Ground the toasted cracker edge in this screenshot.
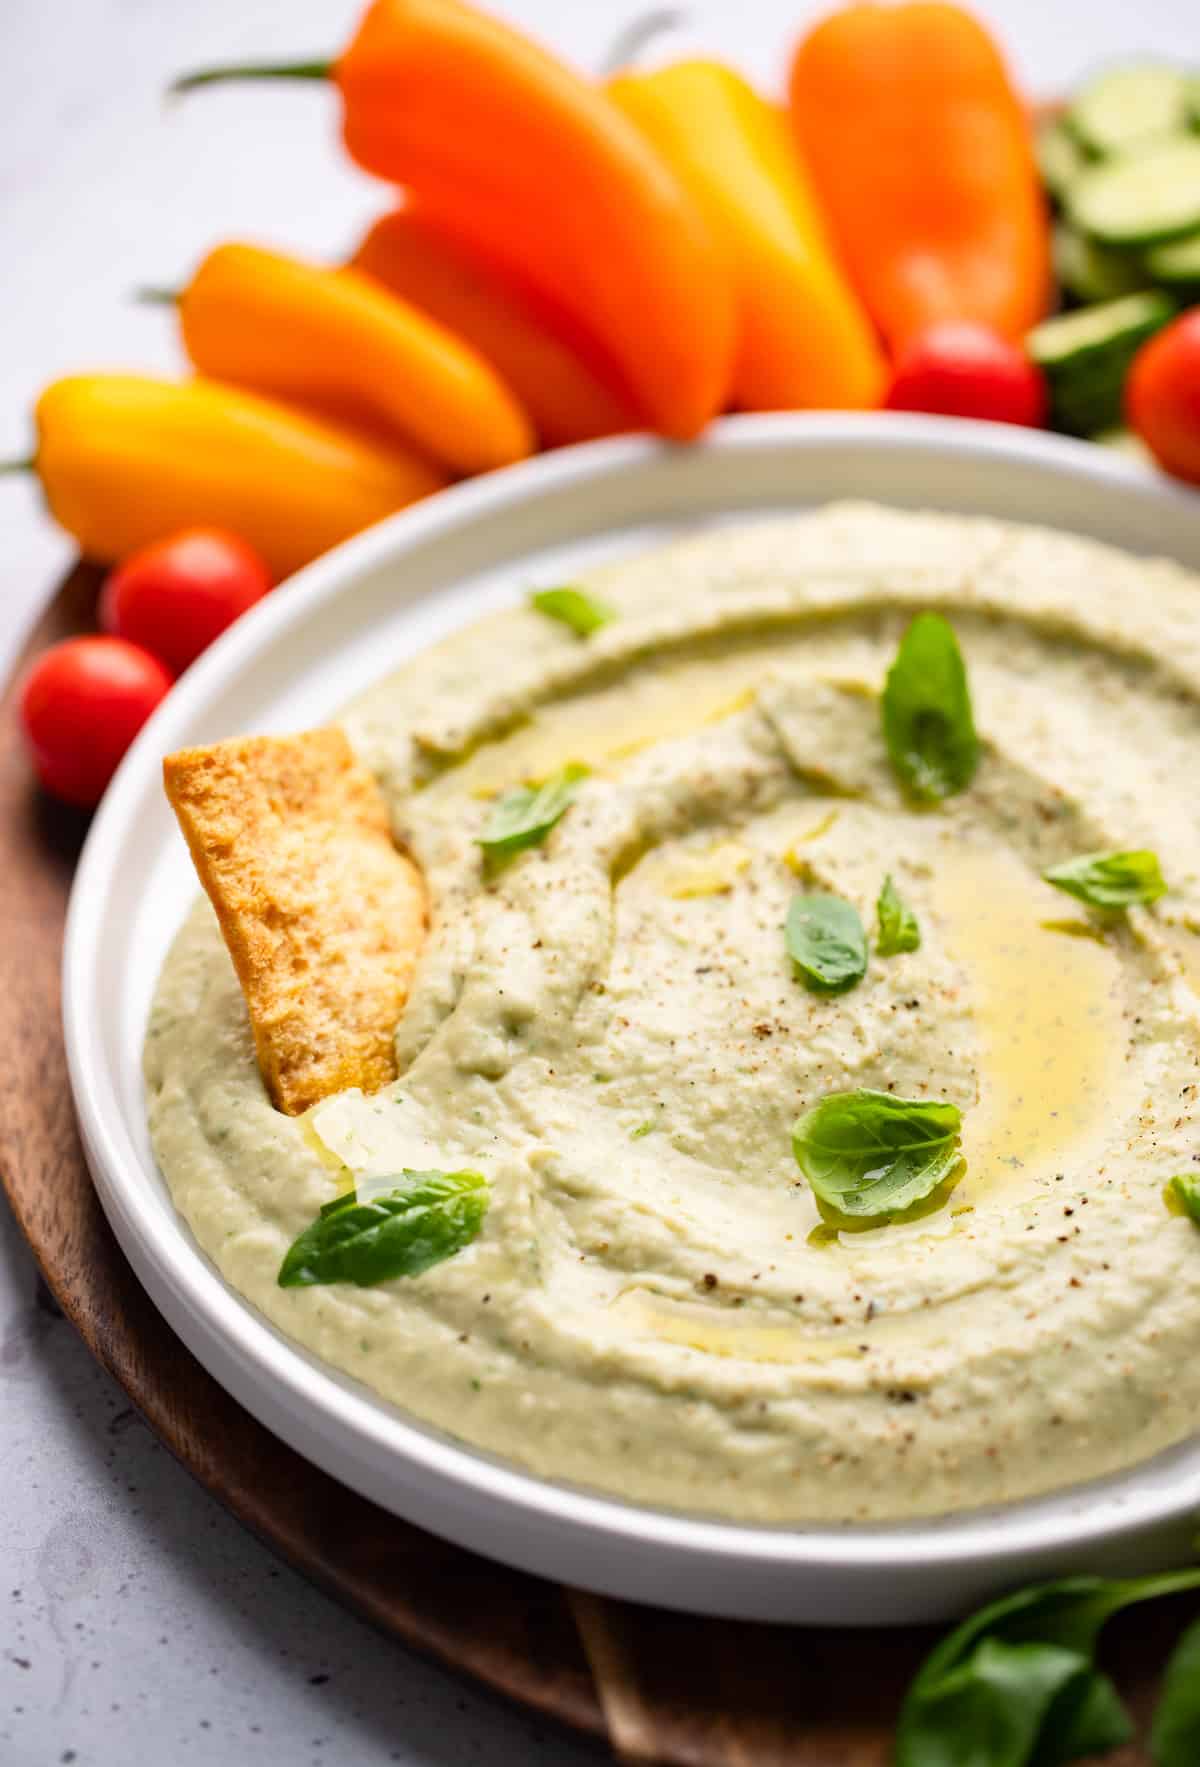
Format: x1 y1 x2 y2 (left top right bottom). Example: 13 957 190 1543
163 727 427 1115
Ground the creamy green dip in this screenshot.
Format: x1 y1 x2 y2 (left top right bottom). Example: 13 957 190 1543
145 503 1200 1523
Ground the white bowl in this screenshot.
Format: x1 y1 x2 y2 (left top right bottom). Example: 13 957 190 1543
63 413 1200 1624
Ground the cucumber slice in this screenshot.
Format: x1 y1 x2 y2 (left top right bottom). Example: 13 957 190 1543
1051 375 1137 441
1091 427 1154 466
1028 291 1175 367
1037 117 1088 205
1053 224 1148 303
1027 291 1175 436
1068 138 1200 246
1144 228 1200 287
1068 65 1192 157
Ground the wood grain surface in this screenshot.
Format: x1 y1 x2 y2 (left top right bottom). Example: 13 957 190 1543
0 567 1182 1766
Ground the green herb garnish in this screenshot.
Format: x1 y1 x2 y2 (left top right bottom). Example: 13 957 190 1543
529 586 614 637
785 892 868 993
1153 1614 1200 1766
792 1089 962 1222
875 874 921 955
882 613 979 803
1166 1173 1200 1225
479 763 588 861
896 1568 1200 1767
278 1170 488 1288
631 1121 656 1139
1042 848 1166 910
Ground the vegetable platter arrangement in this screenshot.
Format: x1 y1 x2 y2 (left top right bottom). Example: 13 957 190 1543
11 8 1200 1761
7 0 1200 808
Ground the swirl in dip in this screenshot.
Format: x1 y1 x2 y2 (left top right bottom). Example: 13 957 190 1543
146 503 1200 1523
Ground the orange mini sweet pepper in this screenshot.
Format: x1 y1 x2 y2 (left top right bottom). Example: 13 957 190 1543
161 242 534 476
607 60 886 412
789 3 1050 352
24 376 446 579
174 0 737 441
349 208 637 449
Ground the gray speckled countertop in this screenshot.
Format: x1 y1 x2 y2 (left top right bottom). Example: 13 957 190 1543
4 2 1197 1761
0 1205 602 1767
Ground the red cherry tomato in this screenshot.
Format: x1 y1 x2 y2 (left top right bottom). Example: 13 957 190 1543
886 321 1048 427
99 527 272 676
19 636 172 809
1127 308 1200 486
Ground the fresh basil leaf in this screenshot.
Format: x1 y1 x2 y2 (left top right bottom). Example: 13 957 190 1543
1042 849 1166 910
914 1572 1200 1686
791 1088 962 1220
529 586 614 637
785 892 868 993
876 873 921 955
278 1169 488 1288
479 763 588 860
896 1636 1098 1767
1036 1660 1133 1765
897 1569 1200 1767
1151 1615 1200 1766
882 612 979 803
1167 1173 1200 1225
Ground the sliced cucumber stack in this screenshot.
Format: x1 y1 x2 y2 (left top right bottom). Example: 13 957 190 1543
1053 224 1150 304
1032 58 1198 443
1067 64 1193 157
1143 230 1200 290
1068 139 1200 248
1037 117 1088 207
1027 292 1176 436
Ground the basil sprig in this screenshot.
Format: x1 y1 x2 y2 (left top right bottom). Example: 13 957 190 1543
785 892 868 994
882 613 979 803
791 1088 962 1222
1042 848 1166 910
876 873 921 955
278 1170 488 1289
529 585 614 637
1153 1614 1200 1766
897 1569 1200 1767
479 763 588 860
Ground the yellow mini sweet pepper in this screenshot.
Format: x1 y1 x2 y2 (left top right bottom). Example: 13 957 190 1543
28 375 447 579
606 60 886 411
163 242 535 476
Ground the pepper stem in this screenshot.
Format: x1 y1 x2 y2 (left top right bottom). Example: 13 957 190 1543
170 59 332 96
598 8 688 76
135 286 182 306
0 456 35 475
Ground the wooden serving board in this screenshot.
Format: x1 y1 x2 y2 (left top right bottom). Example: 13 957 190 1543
0 567 1178 1766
